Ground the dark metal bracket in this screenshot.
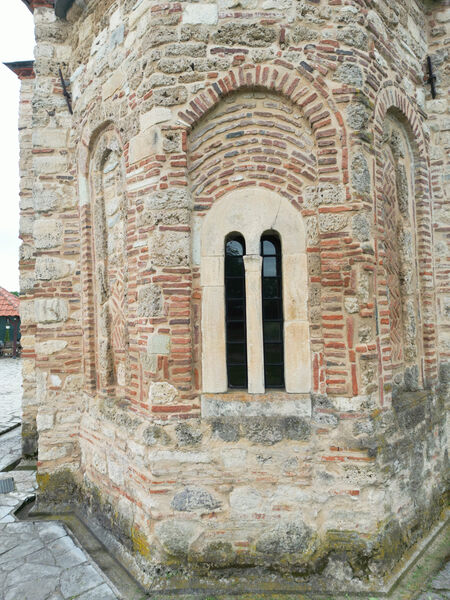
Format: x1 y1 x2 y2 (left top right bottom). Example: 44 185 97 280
426 56 437 99
59 67 73 115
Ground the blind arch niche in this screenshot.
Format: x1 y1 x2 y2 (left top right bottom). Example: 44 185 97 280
201 187 310 394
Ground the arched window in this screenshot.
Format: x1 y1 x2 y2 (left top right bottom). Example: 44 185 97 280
225 235 247 388
201 188 310 395
261 234 284 388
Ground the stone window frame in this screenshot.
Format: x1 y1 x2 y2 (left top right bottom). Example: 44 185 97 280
201 187 311 395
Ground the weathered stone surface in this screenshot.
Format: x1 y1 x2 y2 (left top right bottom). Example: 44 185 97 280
33 219 63 249
148 381 177 405
138 284 164 318
171 486 221 512
34 299 68 324
154 519 203 556
256 521 313 557
175 422 203 446
35 256 75 280
351 154 371 194
336 63 364 88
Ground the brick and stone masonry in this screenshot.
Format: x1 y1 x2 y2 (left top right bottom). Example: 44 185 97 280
11 0 449 592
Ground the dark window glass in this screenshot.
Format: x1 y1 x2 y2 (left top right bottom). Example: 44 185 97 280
225 235 247 388
261 234 284 388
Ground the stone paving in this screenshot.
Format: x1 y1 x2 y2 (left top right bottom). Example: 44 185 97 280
0 358 22 434
0 426 21 471
416 562 450 600
0 521 120 600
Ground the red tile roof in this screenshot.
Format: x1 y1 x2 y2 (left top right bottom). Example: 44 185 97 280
0 287 20 317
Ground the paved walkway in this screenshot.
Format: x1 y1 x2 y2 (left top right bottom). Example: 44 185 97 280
0 521 120 600
0 358 22 434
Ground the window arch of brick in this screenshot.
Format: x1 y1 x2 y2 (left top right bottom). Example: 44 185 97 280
201 187 310 394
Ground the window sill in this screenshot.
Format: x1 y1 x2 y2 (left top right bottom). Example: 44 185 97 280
201 391 311 419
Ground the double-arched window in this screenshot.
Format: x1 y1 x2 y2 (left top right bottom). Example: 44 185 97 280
201 188 310 395
225 233 285 389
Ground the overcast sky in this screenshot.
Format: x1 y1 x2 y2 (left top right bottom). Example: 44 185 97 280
0 2 35 292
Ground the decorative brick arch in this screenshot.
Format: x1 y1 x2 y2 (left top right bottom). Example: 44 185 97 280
178 64 346 166
372 85 438 391
182 71 358 398
78 120 130 396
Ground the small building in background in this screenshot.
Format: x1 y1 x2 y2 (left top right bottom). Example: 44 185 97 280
0 287 20 357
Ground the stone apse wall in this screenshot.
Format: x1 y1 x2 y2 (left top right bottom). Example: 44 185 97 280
19 0 448 591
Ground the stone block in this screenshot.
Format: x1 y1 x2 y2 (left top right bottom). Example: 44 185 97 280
155 519 203 557
183 4 218 25
33 219 63 249
149 381 177 405
33 155 68 175
32 128 68 148
102 69 126 101
351 154 371 194
171 486 221 512
35 256 75 280
140 107 172 132
138 285 164 318
34 299 69 324
147 334 170 356
128 130 162 164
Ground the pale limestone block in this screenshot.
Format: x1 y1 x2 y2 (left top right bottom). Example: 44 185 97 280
147 450 211 464
20 335 35 350
34 298 69 324
33 155 68 175
344 297 359 314
244 255 264 394
20 274 35 294
128 0 150 29
202 396 311 418
283 254 308 322
102 69 126 101
36 413 54 432
35 256 75 280
147 334 170 355
149 382 178 405
107 456 125 486
78 176 89 207
33 219 63 249
50 374 62 387
202 285 227 393
183 3 218 25
93 451 107 475
284 321 311 393
128 131 162 164
20 300 35 325
200 256 223 287
19 215 33 236
22 358 35 382
140 107 172 132
221 448 247 468
32 128 68 148
35 340 68 355
230 487 264 513
90 28 108 56
39 445 69 461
